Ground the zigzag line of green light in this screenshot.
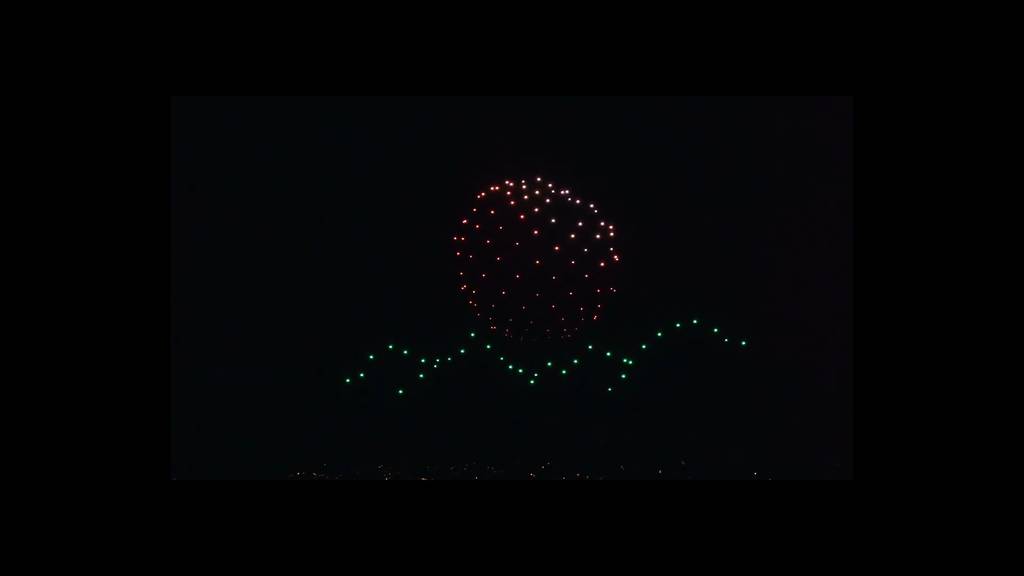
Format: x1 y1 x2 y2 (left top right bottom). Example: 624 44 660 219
342 318 748 396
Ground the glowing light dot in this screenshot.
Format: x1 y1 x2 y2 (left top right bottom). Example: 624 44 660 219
641 344 647 349
550 218 556 224
508 364 514 370
675 322 682 328
529 380 535 385
620 373 627 379
460 349 466 354
606 351 612 357
693 319 699 324
599 261 606 267
485 344 491 349
420 358 426 363
608 387 613 392
344 378 351 383
418 373 424 379
741 341 747 346
546 361 553 367
402 350 408 355
657 332 663 337
578 221 583 227
724 338 729 342
368 354 375 360
358 372 365 378
461 219 468 224
469 332 476 338
517 368 523 374
398 389 405 395
713 328 719 333
572 359 579 365
387 344 394 350
595 234 601 240
587 345 593 350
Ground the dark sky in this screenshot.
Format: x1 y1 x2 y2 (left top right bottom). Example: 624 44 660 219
170 96 852 479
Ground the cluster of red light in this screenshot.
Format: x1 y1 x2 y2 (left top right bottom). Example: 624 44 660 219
455 177 620 341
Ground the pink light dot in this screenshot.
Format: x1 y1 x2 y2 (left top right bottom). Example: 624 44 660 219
553 246 560 251
599 261 606 267
520 214 525 220
534 207 540 213
533 229 539 235
462 219 468 224
578 221 583 227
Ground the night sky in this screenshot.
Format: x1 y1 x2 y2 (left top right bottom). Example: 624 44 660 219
170 96 852 479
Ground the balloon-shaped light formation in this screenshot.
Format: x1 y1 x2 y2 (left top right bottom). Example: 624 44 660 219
456 176 622 341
